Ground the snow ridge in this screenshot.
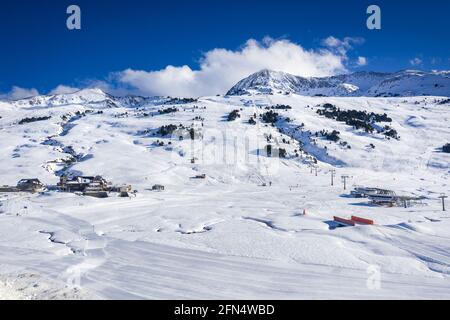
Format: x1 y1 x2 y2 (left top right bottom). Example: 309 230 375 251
227 69 450 97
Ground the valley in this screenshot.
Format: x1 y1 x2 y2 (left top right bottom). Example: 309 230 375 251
0 74 449 299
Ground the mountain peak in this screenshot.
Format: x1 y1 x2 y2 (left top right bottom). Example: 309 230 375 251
226 69 306 96
72 87 107 96
10 87 110 108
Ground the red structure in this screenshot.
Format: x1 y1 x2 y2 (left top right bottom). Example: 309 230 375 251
351 216 374 225
333 216 356 226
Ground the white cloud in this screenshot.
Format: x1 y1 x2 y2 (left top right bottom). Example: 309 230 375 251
1 37 366 99
0 86 39 101
357 56 367 66
110 37 352 97
410 57 423 66
49 85 80 95
322 36 342 48
322 36 365 57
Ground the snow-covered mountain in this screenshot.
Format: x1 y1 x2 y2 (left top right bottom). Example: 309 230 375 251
227 69 450 97
8 88 167 109
1 85 450 299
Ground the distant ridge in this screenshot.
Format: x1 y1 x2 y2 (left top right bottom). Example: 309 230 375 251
226 69 450 97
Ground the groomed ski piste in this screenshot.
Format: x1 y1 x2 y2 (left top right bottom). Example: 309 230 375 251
0 87 449 299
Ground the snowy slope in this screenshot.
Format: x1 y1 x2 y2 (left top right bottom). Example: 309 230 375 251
227 69 450 97
0 89 450 299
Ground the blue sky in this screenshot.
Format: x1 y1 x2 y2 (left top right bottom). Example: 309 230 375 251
1 0 449 97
